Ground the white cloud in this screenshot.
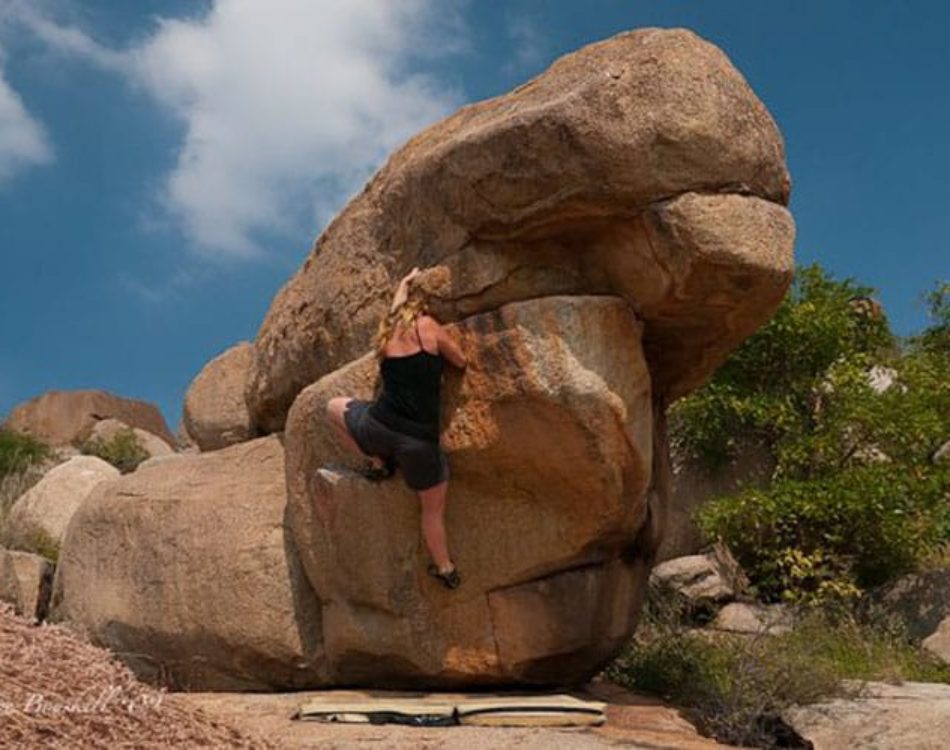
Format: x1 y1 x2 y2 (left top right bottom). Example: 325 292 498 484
504 12 548 75
10 0 463 260
0 47 53 183
9 3 126 73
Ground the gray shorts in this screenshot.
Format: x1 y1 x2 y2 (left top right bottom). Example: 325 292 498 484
343 399 449 491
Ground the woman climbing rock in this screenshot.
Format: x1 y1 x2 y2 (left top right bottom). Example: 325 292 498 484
325 267 468 589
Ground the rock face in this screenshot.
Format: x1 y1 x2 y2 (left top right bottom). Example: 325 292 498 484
246 27 794 434
924 619 950 664
49 436 325 690
659 437 775 561
871 568 950 664
4 389 175 447
0 548 54 621
783 681 950 750
286 296 656 686
85 418 175 459
4 455 119 548
182 342 255 451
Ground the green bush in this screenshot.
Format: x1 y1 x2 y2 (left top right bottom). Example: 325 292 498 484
913 280 950 355
697 464 950 601
672 265 950 601
0 427 50 479
0 519 60 563
605 607 950 748
671 264 894 471
78 428 149 473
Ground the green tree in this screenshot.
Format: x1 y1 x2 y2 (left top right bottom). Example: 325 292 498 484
673 265 950 601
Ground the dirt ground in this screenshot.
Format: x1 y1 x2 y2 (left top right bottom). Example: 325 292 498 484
2 600 731 749
177 680 735 749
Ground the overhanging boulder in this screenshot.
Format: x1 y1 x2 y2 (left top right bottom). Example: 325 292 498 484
246 27 794 433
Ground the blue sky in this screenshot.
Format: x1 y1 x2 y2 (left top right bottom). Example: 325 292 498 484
1 0 947 432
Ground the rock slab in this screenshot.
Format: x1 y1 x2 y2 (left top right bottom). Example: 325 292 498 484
783 681 950 750
49 436 325 690
650 546 747 612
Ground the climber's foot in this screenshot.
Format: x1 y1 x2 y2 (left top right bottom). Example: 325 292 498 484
360 456 396 482
427 563 461 590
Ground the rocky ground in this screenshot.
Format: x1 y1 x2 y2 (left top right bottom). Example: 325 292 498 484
175 680 734 749
1 601 730 749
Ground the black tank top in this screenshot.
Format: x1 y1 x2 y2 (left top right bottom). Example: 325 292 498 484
369 320 444 442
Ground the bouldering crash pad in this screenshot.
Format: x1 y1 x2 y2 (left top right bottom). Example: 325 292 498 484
295 691 606 728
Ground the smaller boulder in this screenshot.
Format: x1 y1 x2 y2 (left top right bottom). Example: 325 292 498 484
650 545 747 614
4 455 119 549
49 436 325 691
84 418 174 460
933 439 950 465
182 342 254 451
3 389 175 446
710 602 794 636
923 619 950 664
0 548 54 621
870 567 950 662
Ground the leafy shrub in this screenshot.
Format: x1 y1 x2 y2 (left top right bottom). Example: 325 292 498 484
913 280 950 355
698 465 950 600
605 605 950 748
672 265 950 601
0 519 60 563
0 427 50 479
78 428 148 473
0 462 48 536
671 264 894 471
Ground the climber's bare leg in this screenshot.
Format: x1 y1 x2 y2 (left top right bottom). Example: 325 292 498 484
325 397 384 469
418 480 454 572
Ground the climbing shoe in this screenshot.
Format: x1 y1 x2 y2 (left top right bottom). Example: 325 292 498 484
360 456 397 482
427 564 461 590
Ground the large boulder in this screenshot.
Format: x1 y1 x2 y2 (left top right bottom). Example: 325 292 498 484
182 342 255 451
246 27 794 433
783 681 950 750
4 455 119 549
4 389 175 447
48 436 325 690
285 296 658 686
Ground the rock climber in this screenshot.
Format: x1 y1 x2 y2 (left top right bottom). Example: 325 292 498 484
325 267 468 589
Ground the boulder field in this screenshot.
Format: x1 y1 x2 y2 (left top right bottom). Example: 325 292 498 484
49 28 794 689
